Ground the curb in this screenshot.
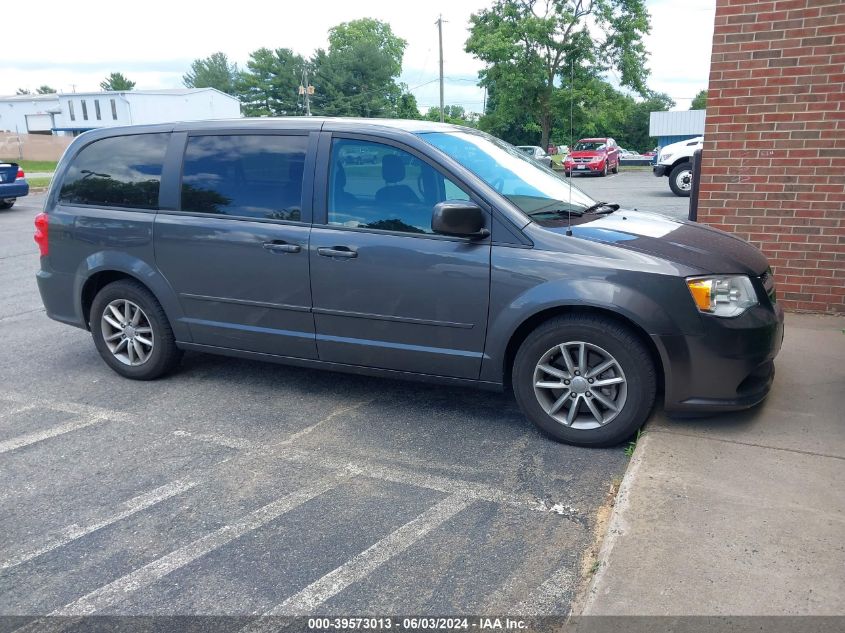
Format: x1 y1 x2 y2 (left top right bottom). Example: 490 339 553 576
576 431 651 615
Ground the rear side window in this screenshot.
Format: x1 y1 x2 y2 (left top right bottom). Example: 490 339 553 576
180 134 307 221
59 133 170 209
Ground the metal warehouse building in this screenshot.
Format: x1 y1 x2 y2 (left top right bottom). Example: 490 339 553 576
649 109 706 148
0 88 241 136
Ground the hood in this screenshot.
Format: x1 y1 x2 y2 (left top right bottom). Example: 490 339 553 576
537 210 769 276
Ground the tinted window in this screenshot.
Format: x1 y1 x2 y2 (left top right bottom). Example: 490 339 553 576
181 135 307 221
329 138 469 235
59 133 170 209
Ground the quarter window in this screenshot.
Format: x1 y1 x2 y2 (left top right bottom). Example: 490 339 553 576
328 138 469 235
58 133 170 209
181 134 307 221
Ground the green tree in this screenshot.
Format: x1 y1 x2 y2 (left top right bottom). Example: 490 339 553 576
237 47 307 116
425 105 479 127
466 0 651 148
36 85 56 94
183 52 239 95
311 18 410 118
690 89 707 110
15 88 30 95
100 72 136 91
395 91 422 119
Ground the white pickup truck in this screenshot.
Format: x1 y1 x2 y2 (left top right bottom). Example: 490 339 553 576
652 136 703 197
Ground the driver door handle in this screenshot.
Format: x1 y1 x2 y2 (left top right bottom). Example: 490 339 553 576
317 246 358 259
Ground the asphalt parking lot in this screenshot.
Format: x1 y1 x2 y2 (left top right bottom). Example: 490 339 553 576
0 192 636 622
569 167 691 221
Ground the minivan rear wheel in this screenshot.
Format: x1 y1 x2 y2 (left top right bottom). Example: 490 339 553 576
512 315 656 447
90 280 182 380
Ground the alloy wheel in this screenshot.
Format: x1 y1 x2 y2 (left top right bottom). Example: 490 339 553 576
532 341 628 430
100 299 154 366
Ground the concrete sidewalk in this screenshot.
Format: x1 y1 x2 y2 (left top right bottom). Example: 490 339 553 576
581 313 845 616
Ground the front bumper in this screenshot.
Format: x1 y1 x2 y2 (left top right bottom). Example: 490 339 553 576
654 301 785 413
566 162 604 173
0 180 29 200
653 165 669 177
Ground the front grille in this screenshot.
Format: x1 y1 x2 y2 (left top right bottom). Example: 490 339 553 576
573 158 593 164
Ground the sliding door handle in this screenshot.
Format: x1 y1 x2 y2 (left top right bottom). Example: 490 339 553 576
263 241 301 254
317 246 358 259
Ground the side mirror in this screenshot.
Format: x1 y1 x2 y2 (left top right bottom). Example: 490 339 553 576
432 201 490 239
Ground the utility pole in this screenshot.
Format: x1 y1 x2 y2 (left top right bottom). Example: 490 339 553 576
436 15 445 123
298 68 314 116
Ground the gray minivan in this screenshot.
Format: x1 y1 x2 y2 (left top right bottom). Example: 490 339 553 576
34 118 784 447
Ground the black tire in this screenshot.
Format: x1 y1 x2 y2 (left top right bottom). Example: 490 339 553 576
564 171 572 178
600 161 608 177
611 160 619 174
512 315 656 447
0 200 14 210
90 279 182 380
668 161 693 197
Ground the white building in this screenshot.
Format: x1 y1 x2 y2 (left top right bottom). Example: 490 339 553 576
0 88 241 136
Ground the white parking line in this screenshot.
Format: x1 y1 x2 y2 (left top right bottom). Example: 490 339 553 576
171 428 584 521
0 478 199 571
262 494 472 617
0 415 109 454
52 469 355 616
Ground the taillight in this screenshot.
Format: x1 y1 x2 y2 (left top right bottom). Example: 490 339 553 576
17 168 24 179
34 212 49 256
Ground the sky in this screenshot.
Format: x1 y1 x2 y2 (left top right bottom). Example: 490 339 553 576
1 0 715 111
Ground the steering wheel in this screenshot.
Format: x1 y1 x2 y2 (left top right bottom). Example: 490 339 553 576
490 177 504 193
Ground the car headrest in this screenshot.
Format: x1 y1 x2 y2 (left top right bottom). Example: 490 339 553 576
382 154 405 184
334 163 346 188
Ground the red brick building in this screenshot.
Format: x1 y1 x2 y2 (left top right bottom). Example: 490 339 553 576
698 0 844 314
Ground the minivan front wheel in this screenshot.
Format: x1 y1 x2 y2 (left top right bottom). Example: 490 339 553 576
512 315 656 447
90 280 181 380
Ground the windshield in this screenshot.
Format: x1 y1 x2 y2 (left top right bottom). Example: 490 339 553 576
420 131 595 216
574 141 607 151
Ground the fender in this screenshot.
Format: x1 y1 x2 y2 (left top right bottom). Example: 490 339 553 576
479 276 700 384
73 250 192 343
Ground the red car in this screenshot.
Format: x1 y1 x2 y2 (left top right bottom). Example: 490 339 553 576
563 137 620 177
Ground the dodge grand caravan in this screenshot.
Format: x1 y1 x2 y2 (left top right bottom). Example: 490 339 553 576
34 118 784 447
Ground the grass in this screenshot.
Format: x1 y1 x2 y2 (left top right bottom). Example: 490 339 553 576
27 177 52 188
624 429 643 457
0 159 58 172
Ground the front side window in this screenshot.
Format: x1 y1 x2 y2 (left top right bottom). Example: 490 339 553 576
181 134 307 221
421 131 594 218
328 138 469 235
58 133 170 209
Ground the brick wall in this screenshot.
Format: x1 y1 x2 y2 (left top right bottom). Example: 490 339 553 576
699 0 845 314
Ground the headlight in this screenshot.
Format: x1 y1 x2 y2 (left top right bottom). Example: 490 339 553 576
686 275 758 317
660 152 673 162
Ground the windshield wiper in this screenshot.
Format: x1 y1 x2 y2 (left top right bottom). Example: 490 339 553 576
581 201 620 214
528 208 585 218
